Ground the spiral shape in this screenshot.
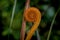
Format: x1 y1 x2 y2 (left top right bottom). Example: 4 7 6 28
24 7 41 40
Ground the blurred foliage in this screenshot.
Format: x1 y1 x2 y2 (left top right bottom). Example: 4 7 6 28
0 0 60 40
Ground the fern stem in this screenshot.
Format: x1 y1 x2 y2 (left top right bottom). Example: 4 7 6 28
20 0 30 40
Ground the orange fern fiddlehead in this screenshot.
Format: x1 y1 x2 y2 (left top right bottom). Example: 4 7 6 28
24 7 41 40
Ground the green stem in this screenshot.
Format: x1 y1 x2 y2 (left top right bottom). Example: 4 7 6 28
8 0 17 40
36 29 41 40
47 8 60 40
9 0 17 28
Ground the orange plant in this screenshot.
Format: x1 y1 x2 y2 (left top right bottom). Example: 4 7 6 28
24 7 41 40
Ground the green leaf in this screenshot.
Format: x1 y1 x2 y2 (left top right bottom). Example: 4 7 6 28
57 30 60 35
0 0 9 8
46 7 55 18
2 29 10 36
38 5 49 11
2 11 8 17
53 36 59 40
12 12 22 29
12 30 20 40
30 0 39 6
